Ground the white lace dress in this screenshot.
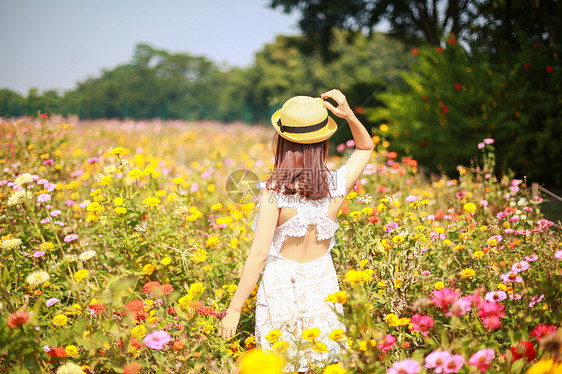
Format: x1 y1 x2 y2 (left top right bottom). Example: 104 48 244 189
251 165 349 372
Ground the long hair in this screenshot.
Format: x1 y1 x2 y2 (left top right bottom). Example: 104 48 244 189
265 132 333 200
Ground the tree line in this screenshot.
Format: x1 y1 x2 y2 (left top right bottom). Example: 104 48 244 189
1 0 560 186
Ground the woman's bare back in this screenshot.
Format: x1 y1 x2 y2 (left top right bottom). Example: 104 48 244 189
275 194 345 263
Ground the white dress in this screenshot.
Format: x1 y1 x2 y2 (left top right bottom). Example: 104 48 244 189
251 164 349 372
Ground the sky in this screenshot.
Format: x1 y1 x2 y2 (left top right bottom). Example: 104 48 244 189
0 0 300 95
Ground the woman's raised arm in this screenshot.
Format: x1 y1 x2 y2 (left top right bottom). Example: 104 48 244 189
321 89 374 195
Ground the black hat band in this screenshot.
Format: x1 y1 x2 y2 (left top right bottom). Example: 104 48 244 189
277 117 329 134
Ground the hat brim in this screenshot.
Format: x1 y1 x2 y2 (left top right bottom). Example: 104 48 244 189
270 109 338 144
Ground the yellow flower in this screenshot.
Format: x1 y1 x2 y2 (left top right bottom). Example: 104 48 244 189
53 314 68 326
231 237 239 249
454 244 464 251
188 282 205 295
394 279 402 288
323 363 347 374
161 257 172 265
380 124 389 132
473 250 484 259
142 197 160 207
434 281 445 290
238 349 285 374
346 191 357 200
325 290 347 304
172 177 185 185
463 202 477 214
244 336 256 348
99 175 112 186
396 317 410 326
206 235 219 247
40 241 55 251
193 248 207 263
65 345 79 358
73 269 89 282
211 203 222 210
359 259 368 267
142 263 156 275
131 325 147 340
114 207 127 215
460 268 476 279
497 284 507 291
109 147 127 156
86 202 104 213
114 197 124 205
302 328 320 341
312 341 328 353
526 359 561 374
344 269 362 286
392 235 405 243
349 210 362 218
385 313 399 326
265 329 283 344
329 329 345 341
178 295 192 310
66 303 82 315
272 340 289 353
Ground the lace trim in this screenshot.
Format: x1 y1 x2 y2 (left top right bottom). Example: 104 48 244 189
251 165 348 231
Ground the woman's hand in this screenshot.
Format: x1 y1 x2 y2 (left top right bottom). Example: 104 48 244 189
218 308 241 339
321 89 355 120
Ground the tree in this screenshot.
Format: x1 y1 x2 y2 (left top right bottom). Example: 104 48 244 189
269 0 479 49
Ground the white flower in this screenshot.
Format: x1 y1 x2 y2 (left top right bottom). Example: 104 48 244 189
26 271 50 286
1 238 23 250
14 173 34 186
56 362 84 374
7 190 33 206
78 250 96 261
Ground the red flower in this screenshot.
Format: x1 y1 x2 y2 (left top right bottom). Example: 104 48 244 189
355 106 364 114
124 299 147 321
143 281 161 294
523 63 530 70
422 95 429 102
173 340 184 350
442 106 449 114
546 66 553 73
88 303 106 315
437 47 443 54
40 113 48 119
168 307 177 315
123 361 142 374
511 341 536 362
448 37 457 45
367 215 379 224
7 309 30 328
412 48 419 56
454 83 462 91
48 346 67 363
387 151 397 159
160 284 174 295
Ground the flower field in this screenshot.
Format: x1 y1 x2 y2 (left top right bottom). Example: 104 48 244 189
1 116 561 374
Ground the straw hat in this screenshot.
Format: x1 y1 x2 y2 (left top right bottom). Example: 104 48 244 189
271 96 337 144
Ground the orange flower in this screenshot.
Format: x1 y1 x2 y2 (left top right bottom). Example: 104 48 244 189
173 340 184 350
7 309 29 328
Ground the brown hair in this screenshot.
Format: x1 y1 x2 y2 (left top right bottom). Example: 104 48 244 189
265 132 333 200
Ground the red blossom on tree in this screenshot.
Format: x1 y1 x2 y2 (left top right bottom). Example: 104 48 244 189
442 106 449 114
437 47 443 54
546 66 553 73
454 83 462 91
412 48 419 56
448 37 457 45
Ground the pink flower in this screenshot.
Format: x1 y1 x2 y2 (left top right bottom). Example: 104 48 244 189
87 157 99 164
463 293 481 308
64 234 78 243
478 142 485 149
66 200 76 207
432 288 460 310
143 330 171 350
525 254 538 262
485 291 507 302
336 143 345 153
530 325 557 341
37 194 51 203
190 183 199 193
50 210 61 217
554 250 562 260
380 334 396 352
479 200 488 207
43 159 54 166
478 300 505 329
468 348 495 372
388 359 420 374
384 222 399 232
446 298 472 317
444 354 465 373
509 293 522 300
529 294 544 307
483 138 494 144
33 251 46 258
46 298 59 307
410 314 434 336
421 270 431 277
425 350 451 373
500 272 523 283
40 217 51 224
511 261 529 273
346 139 355 148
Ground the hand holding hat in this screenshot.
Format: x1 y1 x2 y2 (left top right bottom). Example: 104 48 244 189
320 89 355 121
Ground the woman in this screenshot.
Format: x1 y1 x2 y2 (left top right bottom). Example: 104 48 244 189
218 89 374 371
